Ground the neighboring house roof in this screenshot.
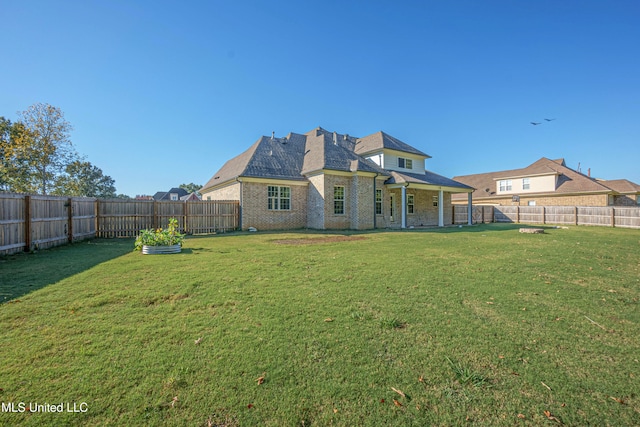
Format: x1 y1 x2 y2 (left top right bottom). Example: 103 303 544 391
355 131 430 157
597 179 640 194
180 192 201 201
202 127 468 194
452 157 625 201
153 188 189 201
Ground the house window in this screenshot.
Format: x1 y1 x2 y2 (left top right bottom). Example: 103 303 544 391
334 186 345 214
499 180 512 192
375 189 382 215
170 193 178 201
407 194 414 214
432 195 438 207
398 157 413 169
268 186 291 210
522 178 530 190
528 200 536 206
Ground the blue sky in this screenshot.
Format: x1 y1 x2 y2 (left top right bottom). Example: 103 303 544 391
1 0 639 196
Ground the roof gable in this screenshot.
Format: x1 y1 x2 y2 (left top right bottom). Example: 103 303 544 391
355 131 430 158
301 128 387 175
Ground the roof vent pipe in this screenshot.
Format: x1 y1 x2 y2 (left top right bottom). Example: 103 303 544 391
271 131 275 140
333 132 337 145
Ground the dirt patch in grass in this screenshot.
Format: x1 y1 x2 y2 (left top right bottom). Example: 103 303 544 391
271 235 367 245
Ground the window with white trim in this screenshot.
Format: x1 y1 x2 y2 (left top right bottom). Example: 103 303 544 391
432 195 438 207
499 179 512 192
334 186 345 214
375 189 383 215
522 178 530 190
268 186 291 210
528 200 536 206
407 194 414 214
398 157 413 169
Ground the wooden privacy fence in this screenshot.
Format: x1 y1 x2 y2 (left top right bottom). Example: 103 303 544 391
97 199 239 238
453 205 640 229
0 193 239 255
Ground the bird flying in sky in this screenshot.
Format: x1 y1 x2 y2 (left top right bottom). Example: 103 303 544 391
531 122 541 125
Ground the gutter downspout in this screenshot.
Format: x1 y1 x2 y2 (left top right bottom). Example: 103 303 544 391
438 188 444 227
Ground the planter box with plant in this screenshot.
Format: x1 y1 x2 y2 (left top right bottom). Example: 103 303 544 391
134 218 184 254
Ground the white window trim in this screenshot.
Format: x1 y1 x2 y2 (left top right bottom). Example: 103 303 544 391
268 186 291 211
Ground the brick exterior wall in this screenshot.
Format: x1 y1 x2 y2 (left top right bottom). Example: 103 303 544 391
464 194 612 207
385 189 453 228
202 182 241 201
204 176 460 231
323 174 352 229
306 174 325 229
241 181 308 231
613 195 639 206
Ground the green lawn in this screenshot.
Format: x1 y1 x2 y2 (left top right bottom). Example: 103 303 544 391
0 224 638 426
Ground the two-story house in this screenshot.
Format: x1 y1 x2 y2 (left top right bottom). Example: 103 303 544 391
200 127 473 230
451 157 640 206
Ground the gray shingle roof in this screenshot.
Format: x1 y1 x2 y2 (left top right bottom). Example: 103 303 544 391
301 128 387 175
202 127 463 193
355 131 430 158
386 171 473 190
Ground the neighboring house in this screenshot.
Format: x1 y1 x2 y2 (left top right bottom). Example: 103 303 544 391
200 127 473 230
451 157 640 206
180 192 201 201
153 188 189 201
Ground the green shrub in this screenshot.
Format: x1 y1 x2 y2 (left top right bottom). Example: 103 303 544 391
134 218 184 250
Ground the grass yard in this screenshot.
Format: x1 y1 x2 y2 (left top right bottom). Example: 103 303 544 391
0 224 638 426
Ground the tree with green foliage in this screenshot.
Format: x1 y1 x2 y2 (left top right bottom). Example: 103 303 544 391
0 117 36 192
52 160 116 198
17 103 77 194
180 182 202 196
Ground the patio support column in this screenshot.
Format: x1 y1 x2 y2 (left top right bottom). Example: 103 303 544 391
401 185 407 229
438 189 444 227
467 192 473 225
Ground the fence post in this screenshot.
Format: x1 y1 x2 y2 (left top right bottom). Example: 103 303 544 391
183 201 188 234
574 206 578 225
516 206 520 223
95 199 100 238
24 195 32 252
611 207 615 228
67 197 73 243
153 201 158 230
542 207 546 225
